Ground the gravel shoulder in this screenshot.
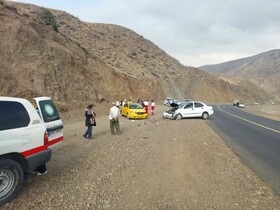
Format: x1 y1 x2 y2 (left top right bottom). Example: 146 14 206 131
243 105 280 121
3 105 280 209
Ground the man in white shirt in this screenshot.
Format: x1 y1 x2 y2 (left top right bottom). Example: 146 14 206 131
109 102 121 135
116 99 120 108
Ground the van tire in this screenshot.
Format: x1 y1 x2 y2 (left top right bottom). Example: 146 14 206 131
0 159 24 206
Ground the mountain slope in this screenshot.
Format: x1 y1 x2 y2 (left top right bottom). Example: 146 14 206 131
0 1 274 113
199 49 280 97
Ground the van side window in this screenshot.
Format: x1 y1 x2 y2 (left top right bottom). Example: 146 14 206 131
38 100 60 122
0 101 30 131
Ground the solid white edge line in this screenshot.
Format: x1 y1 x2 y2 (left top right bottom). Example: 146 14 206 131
217 106 280 134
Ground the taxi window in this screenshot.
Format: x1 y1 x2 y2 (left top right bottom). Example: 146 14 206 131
0 101 30 131
129 104 142 109
38 100 60 122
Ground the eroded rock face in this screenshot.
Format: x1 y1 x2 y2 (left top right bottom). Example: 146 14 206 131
0 1 274 114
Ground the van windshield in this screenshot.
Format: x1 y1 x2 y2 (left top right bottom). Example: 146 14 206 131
38 100 60 122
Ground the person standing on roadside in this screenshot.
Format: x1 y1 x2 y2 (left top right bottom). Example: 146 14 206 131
109 102 121 135
116 99 120 108
151 100 155 115
144 100 149 115
83 104 95 139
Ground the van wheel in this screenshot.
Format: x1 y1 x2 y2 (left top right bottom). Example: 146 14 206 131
202 112 209 120
0 159 24 206
176 114 182 120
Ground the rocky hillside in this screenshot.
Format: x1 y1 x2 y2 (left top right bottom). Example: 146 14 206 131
199 49 280 98
0 1 274 113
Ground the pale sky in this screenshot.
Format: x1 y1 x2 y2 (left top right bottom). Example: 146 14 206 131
11 0 280 67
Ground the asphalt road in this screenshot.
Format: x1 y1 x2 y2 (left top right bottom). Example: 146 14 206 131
208 105 280 194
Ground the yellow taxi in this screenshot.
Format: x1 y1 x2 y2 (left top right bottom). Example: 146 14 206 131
122 103 148 119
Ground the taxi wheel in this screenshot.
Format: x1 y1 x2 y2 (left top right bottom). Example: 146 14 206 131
126 113 130 119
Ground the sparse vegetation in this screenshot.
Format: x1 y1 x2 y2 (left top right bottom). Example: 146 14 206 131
110 42 117 48
151 71 160 78
141 48 147 53
37 8 59 32
4 4 18 13
23 12 29 17
97 31 105 37
131 52 137 57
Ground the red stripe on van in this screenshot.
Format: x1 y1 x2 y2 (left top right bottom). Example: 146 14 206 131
21 146 48 157
48 136 64 146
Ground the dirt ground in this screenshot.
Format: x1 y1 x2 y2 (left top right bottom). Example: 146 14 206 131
244 104 280 121
3 105 280 210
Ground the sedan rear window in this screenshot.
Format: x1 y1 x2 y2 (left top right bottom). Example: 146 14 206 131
194 103 204 108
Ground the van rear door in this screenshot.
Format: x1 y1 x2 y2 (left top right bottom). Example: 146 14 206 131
34 97 64 148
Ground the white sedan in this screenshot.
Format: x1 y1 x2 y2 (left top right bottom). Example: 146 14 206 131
163 101 214 120
237 102 245 108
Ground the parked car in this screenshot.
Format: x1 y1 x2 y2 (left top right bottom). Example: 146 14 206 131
173 99 181 105
183 99 192 103
164 98 174 106
237 102 245 108
122 103 148 119
163 101 214 120
0 96 63 206
233 99 240 106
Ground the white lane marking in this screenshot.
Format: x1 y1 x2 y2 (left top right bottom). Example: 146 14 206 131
217 106 280 134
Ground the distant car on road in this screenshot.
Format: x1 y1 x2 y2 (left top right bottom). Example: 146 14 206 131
163 101 214 120
233 99 240 106
183 99 192 103
237 102 245 108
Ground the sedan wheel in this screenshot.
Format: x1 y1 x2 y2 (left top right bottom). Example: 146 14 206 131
202 112 209 120
176 114 182 120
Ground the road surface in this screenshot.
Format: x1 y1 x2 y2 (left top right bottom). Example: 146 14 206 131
208 105 280 194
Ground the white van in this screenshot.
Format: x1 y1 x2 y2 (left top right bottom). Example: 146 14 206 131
0 96 63 206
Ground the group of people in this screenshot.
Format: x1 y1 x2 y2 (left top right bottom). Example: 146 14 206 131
83 99 156 139
141 99 156 116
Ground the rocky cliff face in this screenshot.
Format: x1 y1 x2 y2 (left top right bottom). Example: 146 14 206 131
0 1 273 113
